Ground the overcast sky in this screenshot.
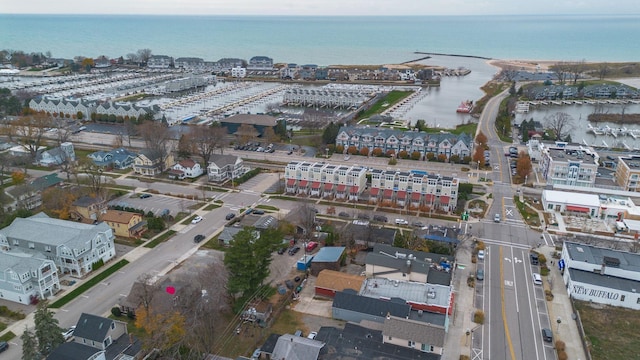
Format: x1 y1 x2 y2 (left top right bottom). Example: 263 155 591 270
2 0 638 16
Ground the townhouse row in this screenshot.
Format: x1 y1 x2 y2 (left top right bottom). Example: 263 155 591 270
284 161 459 212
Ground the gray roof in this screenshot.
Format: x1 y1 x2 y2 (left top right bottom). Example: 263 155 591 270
382 316 446 347
218 226 243 243
73 313 115 343
0 252 53 278
565 242 640 273
210 154 239 168
338 126 473 146
568 268 640 293
312 247 346 263
271 333 325 360
0 212 111 248
333 290 410 318
222 114 277 126
47 341 103 360
253 216 278 230
315 323 441 360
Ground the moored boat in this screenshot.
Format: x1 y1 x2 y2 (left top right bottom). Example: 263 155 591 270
456 100 473 113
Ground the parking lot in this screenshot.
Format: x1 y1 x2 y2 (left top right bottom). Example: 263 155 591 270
108 193 200 217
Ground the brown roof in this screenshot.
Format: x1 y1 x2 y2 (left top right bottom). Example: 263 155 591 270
315 270 365 292
179 158 197 168
222 114 277 126
100 210 141 224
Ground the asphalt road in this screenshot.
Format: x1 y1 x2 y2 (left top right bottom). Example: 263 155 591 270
472 90 557 360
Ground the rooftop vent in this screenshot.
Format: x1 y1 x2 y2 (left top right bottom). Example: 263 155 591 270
603 256 620 267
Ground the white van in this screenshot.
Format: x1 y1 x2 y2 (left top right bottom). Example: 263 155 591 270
532 273 542 285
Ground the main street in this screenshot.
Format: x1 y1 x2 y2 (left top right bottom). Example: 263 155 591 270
471 90 557 360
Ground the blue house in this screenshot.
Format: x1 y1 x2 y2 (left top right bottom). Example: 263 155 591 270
310 246 346 276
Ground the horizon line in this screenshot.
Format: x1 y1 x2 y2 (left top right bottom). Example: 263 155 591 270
1 12 639 17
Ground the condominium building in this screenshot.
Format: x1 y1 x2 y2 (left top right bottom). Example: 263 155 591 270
0 252 60 305
284 161 367 201
335 126 473 161
370 170 458 212
540 142 599 187
0 213 116 278
614 154 640 192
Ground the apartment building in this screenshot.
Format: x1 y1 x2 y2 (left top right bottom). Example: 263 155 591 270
0 252 60 305
614 154 640 192
540 142 599 187
284 161 367 201
335 127 473 161
248 56 274 70
0 213 115 278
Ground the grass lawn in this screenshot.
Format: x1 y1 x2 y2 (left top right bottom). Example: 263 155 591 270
514 196 541 226
255 204 279 211
574 300 640 360
144 230 176 248
357 90 413 120
203 204 222 211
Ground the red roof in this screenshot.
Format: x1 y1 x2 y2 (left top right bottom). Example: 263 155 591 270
178 158 197 168
383 189 393 198
324 183 333 190
440 196 450 204
299 180 308 187
370 188 379 196
350 186 359 193
286 179 296 186
337 184 346 192
411 192 421 201
566 205 589 213
311 181 321 189
397 191 406 199
425 194 435 202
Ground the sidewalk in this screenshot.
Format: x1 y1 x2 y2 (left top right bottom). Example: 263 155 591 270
539 245 588 360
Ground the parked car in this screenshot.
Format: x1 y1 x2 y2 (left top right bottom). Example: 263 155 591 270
194 234 205 243
62 326 76 341
477 250 485 260
225 213 236 220
395 218 409 225
277 247 287 255
357 213 370 220
476 269 484 281
191 215 203 224
530 253 539 265
288 246 300 255
306 241 318 252
140 193 152 199
411 221 424 228
0 341 8 352
252 209 265 215
541 328 553 342
373 215 388 222
494 213 501 222
338 212 350 218
307 331 318 340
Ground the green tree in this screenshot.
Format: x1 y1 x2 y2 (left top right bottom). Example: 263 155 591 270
224 227 282 306
274 119 288 139
322 121 341 145
34 301 64 356
415 119 426 132
21 326 41 360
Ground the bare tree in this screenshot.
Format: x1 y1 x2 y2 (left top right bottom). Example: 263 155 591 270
544 112 575 141
125 53 139 65
192 125 228 168
3 113 53 164
568 59 586 85
598 62 609 80
551 61 569 84
235 123 259 145
137 49 153 65
139 121 174 173
76 157 110 199
123 119 138 147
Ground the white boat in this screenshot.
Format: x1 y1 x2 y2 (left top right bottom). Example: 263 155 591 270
602 140 609 148
587 124 605 135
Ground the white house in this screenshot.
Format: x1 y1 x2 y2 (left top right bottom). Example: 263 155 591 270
207 154 249 182
541 189 600 217
231 66 246 78
0 252 60 305
169 158 203 179
0 213 116 278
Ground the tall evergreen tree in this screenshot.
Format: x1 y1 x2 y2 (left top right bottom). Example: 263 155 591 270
322 122 341 145
21 326 40 360
34 301 64 356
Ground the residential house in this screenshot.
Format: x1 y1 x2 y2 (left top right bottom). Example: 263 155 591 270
48 313 140 360
29 96 96 119
147 55 173 69
99 210 147 239
207 154 249 183
0 252 60 305
248 56 274 70
87 148 138 169
217 226 243 246
335 126 473 161
382 315 445 355
309 247 346 276
36 142 76 166
214 58 245 72
284 161 367 200
169 158 203 180
370 170 459 212
72 196 108 222
0 213 116 278
231 66 246 78
174 57 205 70
7 173 64 211
133 150 175 176
271 334 325 360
